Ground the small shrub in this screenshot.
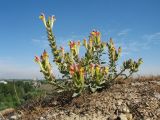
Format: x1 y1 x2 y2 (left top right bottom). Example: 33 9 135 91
35 13 142 97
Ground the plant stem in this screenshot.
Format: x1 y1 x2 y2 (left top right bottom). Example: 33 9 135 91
112 69 125 80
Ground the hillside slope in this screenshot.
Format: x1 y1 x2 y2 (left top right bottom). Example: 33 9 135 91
1 77 160 120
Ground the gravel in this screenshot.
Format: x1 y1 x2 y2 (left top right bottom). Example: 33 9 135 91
1 79 160 120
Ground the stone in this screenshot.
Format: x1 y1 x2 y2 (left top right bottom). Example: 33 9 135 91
114 93 122 99
117 99 123 106
126 113 132 120
17 114 22 118
10 115 17 120
155 108 160 116
40 116 46 120
146 118 151 120
122 106 130 113
46 114 52 119
131 82 142 86
154 92 160 100
108 115 117 120
119 114 128 120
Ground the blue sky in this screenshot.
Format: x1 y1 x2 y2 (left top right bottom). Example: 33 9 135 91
0 0 160 79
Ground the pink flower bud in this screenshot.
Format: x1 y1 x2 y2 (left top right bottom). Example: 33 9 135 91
34 56 40 62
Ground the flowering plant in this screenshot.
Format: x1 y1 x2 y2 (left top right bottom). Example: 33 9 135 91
35 14 142 97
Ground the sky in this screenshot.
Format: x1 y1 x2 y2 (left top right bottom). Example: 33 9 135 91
0 0 160 79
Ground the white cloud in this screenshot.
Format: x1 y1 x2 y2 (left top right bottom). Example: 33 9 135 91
127 32 160 51
114 41 140 56
32 38 49 48
117 29 131 36
114 31 160 56
142 32 160 45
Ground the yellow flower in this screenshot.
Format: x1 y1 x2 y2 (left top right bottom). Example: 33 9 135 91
39 13 56 28
112 51 116 61
39 13 47 28
118 47 122 54
95 64 100 74
117 47 122 58
79 67 84 77
89 39 93 48
97 33 101 44
102 42 106 49
109 38 114 44
83 39 88 49
42 50 49 59
60 46 65 58
90 63 95 76
77 40 81 47
79 67 85 84
76 41 81 55
91 31 96 36
50 15 56 28
104 66 109 74
91 31 100 37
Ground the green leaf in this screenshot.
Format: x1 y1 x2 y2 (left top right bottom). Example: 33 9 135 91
90 86 97 93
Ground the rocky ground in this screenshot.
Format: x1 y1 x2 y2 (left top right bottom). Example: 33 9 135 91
1 76 160 120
